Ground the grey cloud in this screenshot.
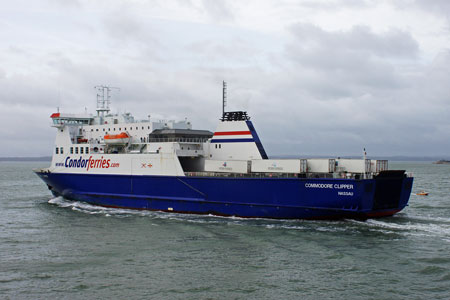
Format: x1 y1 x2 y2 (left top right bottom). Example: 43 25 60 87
45 0 82 8
395 0 450 18
283 24 419 99
242 25 449 156
103 12 145 42
185 37 261 65
297 0 376 10
289 24 419 59
393 0 450 30
0 75 59 108
201 0 234 22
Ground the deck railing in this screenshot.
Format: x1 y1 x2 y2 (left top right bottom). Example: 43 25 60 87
184 172 373 179
148 137 210 143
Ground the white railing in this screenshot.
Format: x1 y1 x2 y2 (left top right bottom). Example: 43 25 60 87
148 137 209 143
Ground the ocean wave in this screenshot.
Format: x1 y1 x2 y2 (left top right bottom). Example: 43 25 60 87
48 197 147 217
46 197 450 240
359 218 450 239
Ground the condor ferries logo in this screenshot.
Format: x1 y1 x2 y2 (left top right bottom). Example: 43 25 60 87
55 156 120 171
219 161 232 171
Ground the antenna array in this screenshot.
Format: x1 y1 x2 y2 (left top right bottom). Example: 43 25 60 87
94 85 120 117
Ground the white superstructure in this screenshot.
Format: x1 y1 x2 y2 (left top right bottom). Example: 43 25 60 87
47 85 388 180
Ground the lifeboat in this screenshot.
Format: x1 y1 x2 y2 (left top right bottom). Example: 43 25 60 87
416 191 429 196
104 132 130 145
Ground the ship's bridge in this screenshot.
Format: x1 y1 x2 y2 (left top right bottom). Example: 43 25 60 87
148 128 213 157
148 128 213 143
50 113 93 127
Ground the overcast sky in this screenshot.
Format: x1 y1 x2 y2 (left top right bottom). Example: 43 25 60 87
1 0 450 157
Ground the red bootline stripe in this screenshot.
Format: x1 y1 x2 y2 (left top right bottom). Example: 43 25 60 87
213 131 252 136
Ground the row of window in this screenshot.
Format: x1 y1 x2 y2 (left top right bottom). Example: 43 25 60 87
215 144 222 149
90 126 151 132
55 146 90 155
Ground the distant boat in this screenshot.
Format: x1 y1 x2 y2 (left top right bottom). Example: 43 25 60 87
433 160 450 164
416 191 429 196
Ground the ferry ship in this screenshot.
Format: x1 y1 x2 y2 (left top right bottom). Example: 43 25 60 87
35 84 414 219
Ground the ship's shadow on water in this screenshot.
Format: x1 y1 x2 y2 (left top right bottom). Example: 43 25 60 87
45 196 450 242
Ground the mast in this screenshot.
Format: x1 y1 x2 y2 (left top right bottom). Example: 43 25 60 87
94 85 120 123
363 147 367 179
222 81 227 119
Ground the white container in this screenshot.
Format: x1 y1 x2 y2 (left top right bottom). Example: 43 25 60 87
251 159 302 173
204 159 250 173
336 159 371 173
300 159 308 173
306 159 336 173
370 160 388 172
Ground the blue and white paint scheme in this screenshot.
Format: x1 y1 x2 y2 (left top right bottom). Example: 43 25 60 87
35 85 414 220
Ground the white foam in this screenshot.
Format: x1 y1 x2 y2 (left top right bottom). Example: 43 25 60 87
363 218 450 239
46 197 450 241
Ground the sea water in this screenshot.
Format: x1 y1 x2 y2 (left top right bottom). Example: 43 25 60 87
0 161 449 299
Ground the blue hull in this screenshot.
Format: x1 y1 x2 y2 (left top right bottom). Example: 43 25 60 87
35 172 413 219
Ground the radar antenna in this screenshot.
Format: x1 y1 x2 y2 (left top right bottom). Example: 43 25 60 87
94 85 120 118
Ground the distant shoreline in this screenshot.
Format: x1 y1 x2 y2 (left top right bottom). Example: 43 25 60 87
0 157 52 162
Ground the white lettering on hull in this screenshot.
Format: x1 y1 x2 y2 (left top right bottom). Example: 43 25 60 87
305 182 355 196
